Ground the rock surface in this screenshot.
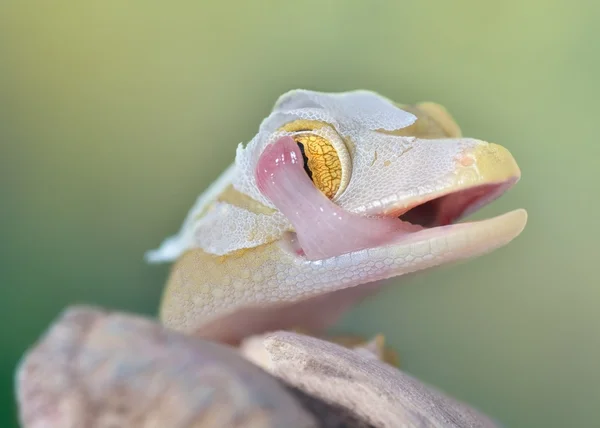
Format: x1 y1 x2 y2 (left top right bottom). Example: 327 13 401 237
15 306 318 428
241 331 500 428
16 306 499 428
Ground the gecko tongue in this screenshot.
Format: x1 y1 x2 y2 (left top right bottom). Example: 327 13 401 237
255 136 422 260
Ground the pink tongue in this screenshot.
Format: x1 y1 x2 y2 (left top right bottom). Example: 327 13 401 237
255 136 421 260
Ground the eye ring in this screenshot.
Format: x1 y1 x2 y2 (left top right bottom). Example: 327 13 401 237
278 120 351 200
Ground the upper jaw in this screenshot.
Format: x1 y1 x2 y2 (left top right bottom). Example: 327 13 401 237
354 141 522 228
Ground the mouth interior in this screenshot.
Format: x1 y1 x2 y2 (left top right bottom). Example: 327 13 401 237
398 182 510 228
256 136 515 261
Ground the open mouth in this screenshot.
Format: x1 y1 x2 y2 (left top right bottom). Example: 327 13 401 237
256 136 524 262
397 181 516 228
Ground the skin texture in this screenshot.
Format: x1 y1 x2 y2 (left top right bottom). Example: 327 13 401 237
146 90 527 344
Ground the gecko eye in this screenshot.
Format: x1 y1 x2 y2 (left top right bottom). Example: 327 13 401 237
293 133 342 200
279 119 351 200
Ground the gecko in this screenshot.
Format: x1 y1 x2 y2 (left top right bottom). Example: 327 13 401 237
146 89 527 346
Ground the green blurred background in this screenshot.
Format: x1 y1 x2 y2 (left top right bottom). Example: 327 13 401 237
1 1 598 427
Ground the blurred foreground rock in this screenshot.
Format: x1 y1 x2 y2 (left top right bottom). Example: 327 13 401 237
16 306 499 428
241 332 499 428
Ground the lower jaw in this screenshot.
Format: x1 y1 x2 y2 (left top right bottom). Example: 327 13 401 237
286 207 528 264
390 207 527 249
192 209 527 345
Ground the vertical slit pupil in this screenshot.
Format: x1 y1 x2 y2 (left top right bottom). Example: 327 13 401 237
296 142 313 181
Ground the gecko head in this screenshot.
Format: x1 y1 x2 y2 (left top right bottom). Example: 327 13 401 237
147 90 527 343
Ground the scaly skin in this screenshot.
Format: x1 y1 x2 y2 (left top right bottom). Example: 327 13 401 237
147 90 527 346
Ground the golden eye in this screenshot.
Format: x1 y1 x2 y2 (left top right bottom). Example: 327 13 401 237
293 133 342 199
279 120 351 200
